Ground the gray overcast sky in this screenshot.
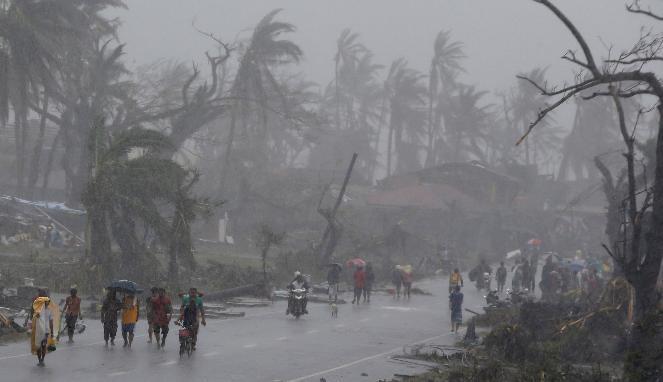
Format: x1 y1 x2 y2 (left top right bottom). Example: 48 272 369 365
116 0 652 94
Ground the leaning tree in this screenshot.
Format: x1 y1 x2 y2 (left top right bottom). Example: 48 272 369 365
519 0 663 378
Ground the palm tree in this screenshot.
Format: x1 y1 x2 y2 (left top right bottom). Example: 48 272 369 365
315 44 383 182
442 84 491 163
426 31 465 167
168 171 213 289
511 68 550 166
384 58 426 175
334 29 366 130
219 9 302 193
558 93 621 180
0 0 125 196
81 124 192 283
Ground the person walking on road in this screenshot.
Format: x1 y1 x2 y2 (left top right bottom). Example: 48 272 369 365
152 288 173 349
363 263 375 303
352 266 365 304
31 296 56 366
392 266 403 299
496 262 507 293
101 290 122 346
62 287 81 344
326 265 341 302
521 259 531 292
449 268 463 294
401 268 413 299
121 293 139 348
449 285 464 333
145 287 157 343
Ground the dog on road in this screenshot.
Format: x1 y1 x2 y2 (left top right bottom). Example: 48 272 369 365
330 302 338 318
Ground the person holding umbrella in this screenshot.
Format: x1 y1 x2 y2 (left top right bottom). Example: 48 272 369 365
101 289 122 346
352 266 365 304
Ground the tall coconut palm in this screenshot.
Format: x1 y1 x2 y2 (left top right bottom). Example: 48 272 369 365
219 9 302 193
425 30 465 167
384 58 426 176
334 29 366 130
0 0 125 196
558 93 621 180
511 68 550 166
442 84 491 163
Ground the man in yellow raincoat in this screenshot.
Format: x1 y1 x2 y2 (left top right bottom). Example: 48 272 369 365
31 296 60 366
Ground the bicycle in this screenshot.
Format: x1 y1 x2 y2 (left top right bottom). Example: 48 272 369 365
175 321 193 358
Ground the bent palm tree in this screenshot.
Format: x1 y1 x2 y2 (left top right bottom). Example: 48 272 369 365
426 31 465 167
219 9 302 193
82 124 192 283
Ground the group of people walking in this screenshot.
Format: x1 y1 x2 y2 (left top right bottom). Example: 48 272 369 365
100 286 206 350
391 265 413 299
351 264 375 304
26 285 207 366
325 262 415 303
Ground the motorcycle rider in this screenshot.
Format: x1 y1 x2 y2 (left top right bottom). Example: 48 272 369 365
472 258 492 290
287 271 310 315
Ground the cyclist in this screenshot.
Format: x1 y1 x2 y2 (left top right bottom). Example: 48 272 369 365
180 288 206 350
177 297 199 354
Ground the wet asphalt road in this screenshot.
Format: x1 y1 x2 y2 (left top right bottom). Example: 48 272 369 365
0 277 485 382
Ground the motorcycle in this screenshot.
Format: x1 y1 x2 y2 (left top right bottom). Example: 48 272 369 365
485 290 500 305
288 288 308 319
476 272 492 291
507 289 532 305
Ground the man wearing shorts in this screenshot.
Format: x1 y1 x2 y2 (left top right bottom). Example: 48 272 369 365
121 293 139 348
62 288 81 343
151 288 172 348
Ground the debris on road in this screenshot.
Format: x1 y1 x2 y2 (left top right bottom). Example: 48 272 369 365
225 298 271 307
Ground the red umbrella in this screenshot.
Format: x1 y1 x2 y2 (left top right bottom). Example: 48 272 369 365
346 258 366 268
528 238 542 246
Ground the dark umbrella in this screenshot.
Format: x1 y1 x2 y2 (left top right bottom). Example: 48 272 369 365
107 280 143 294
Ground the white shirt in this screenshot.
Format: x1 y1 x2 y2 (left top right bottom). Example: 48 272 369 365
40 307 52 334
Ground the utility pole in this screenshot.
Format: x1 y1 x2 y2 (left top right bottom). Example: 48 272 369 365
317 153 358 265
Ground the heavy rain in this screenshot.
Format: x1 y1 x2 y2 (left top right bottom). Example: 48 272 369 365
0 0 662 381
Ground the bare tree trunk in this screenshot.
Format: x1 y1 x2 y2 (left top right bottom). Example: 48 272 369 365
218 105 238 195
386 110 394 177
27 95 49 199
14 112 24 196
41 127 61 198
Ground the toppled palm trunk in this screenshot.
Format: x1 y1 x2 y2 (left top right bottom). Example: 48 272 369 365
204 284 260 301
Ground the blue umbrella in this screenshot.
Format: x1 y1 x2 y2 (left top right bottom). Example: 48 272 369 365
107 280 143 294
560 260 585 272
